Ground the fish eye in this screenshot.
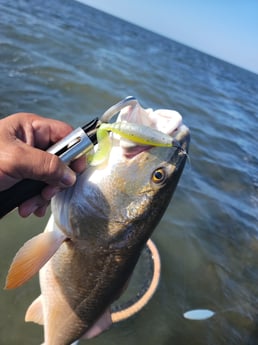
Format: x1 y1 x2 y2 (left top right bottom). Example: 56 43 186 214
152 167 166 184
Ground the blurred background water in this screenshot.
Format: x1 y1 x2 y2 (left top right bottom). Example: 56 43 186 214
0 0 258 344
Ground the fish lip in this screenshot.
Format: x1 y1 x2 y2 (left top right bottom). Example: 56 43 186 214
168 124 190 169
173 124 190 151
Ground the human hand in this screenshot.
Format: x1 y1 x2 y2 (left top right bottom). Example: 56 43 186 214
0 113 86 217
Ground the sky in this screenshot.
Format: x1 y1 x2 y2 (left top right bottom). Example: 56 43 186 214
77 0 258 75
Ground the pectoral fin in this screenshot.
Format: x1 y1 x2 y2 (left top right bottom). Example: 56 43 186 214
81 309 112 339
5 228 66 289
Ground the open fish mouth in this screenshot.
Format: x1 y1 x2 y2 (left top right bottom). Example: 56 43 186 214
116 101 190 159
90 97 190 166
123 144 152 159
121 124 190 159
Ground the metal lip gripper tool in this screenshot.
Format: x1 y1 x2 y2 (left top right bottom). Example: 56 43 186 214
0 96 137 218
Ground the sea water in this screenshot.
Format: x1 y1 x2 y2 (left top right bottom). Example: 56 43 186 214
0 0 258 344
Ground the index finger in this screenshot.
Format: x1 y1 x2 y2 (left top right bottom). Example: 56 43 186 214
31 117 74 149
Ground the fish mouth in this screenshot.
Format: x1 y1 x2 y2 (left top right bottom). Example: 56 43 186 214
123 145 151 159
172 124 190 154
117 103 190 159
120 124 190 159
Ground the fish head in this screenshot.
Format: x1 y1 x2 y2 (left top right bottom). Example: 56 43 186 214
52 102 190 249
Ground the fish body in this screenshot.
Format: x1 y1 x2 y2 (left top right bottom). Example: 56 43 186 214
6 103 190 344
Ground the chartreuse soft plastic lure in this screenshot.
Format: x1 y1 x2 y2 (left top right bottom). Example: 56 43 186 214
89 121 174 166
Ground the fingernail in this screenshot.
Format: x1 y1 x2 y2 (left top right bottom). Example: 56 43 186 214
61 168 76 186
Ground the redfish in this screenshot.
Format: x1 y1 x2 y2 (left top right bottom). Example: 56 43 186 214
6 101 190 344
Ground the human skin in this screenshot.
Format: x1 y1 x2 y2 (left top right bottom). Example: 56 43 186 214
0 113 86 217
